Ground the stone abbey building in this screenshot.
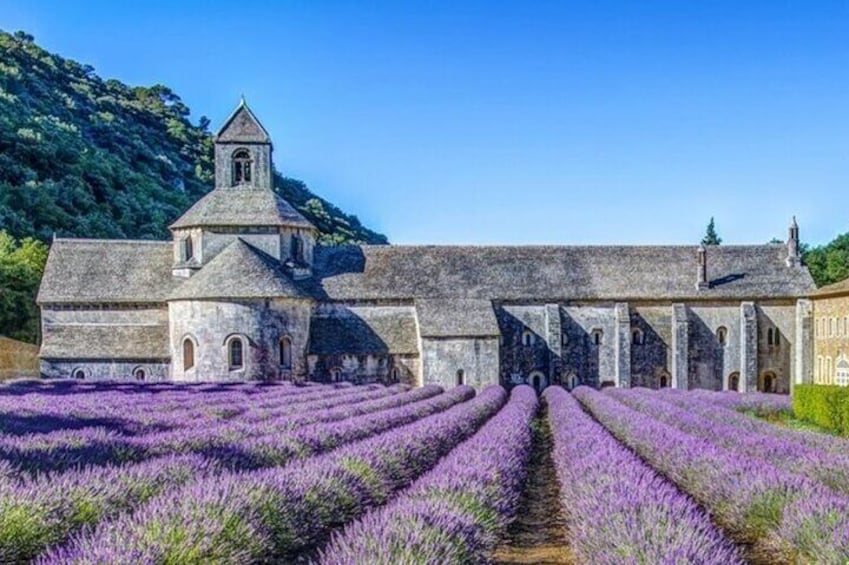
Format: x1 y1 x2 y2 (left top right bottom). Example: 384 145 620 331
37 101 817 393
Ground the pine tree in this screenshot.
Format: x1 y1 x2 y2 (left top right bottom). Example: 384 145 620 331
702 217 722 245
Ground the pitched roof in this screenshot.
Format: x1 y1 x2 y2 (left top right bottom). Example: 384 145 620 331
812 276 849 298
37 239 176 304
40 324 169 360
311 244 816 301
215 99 271 143
309 307 419 355
168 239 308 301
169 187 314 230
416 298 500 337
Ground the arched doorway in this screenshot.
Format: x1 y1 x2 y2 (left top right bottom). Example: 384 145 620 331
658 373 670 388
758 371 777 393
528 371 547 394
728 372 740 392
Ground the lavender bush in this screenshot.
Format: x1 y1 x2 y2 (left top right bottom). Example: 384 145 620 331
318 385 537 564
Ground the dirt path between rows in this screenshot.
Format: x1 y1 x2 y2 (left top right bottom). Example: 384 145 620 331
491 404 573 565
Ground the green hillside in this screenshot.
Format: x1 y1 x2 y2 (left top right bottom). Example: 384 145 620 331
0 30 387 245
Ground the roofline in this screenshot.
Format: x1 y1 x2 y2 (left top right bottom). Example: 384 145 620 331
214 98 272 143
337 243 790 251
50 237 170 245
812 286 849 298
168 221 317 231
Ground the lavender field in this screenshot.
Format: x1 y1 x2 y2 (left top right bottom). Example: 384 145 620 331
0 380 844 564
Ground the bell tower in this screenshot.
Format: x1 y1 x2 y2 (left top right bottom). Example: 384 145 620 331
214 97 273 189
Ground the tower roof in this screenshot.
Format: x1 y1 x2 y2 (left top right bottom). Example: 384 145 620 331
169 186 314 230
168 239 309 300
215 98 271 144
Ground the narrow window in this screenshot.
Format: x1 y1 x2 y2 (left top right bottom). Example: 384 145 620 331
183 338 195 371
456 369 465 386
631 329 644 345
659 374 669 388
390 367 400 382
232 149 252 184
330 367 342 382
229 338 244 370
521 330 534 347
592 329 603 346
767 328 774 346
773 328 780 347
717 326 727 346
561 333 569 346
184 236 193 261
279 336 292 369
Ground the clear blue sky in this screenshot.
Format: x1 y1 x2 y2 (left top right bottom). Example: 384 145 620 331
2 1 847 245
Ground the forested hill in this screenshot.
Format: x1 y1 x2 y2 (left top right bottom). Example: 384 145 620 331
0 30 388 245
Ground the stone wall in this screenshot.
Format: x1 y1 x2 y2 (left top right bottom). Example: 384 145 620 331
421 337 499 390
169 298 312 382
41 360 170 381
629 305 672 389
756 302 796 393
687 305 741 391
308 353 419 386
0 337 39 380
812 294 849 385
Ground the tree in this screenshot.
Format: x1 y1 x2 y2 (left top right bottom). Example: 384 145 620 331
0 231 48 343
804 232 849 287
702 217 722 245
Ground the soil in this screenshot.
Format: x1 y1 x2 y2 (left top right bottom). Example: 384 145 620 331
491 404 573 565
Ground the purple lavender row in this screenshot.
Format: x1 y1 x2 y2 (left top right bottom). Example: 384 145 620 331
608 387 849 494
684 389 792 415
658 388 849 456
0 386 446 561
318 385 537 564
0 454 219 564
40 386 507 564
545 387 742 564
0 384 403 475
574 386 849 563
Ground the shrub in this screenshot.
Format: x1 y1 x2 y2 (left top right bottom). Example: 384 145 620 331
793 385 849 436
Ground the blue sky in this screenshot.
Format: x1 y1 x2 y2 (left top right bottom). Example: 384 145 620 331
2 1 847 245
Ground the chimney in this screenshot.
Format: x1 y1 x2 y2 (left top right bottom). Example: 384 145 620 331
696 244 709 290
786 216 801 267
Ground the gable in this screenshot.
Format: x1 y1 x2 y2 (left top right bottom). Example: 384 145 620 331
216 103 271 143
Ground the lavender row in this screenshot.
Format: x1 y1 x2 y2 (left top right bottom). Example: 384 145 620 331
658 388 849 456
685 389 792 415
41 386 508 563
0 386 451 561
319 385 537 564
0 383 404 474
0 454 218 563
574 386 849 563
546 387 742 564
609 387 849 494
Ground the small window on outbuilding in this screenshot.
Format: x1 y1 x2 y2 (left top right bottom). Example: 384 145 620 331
232 149 252 184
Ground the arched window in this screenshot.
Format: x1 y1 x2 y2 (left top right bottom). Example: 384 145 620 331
133 367 146 382
592 329 603 346
456 369 465 386
759 371 777 392
279 336 292 369
183 338 195 371
232 149 252 184
717 326 728 346
330 367 342 382
390 367 401 382
837 358 849 388
228 338 244 370
827 357 833 385
767 328 774 346
728 372 740 392
521 330 534 347
631 329 644 345
73 368 85 380
565 373 578 390
184 236 193 261
561 333 569 346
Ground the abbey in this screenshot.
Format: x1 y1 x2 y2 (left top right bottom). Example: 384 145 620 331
37 101 817 393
